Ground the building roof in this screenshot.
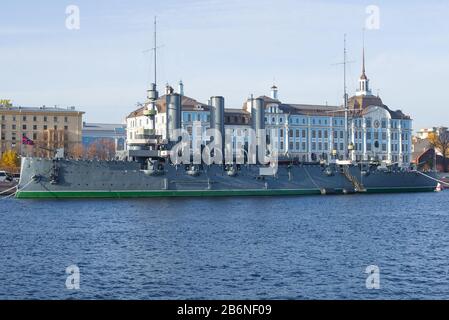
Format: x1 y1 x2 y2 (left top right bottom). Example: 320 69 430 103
0 105 84 114
224 108 249 115
127 94 210 119
83 123 126 131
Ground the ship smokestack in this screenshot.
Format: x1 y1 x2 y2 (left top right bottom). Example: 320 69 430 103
251 97 265 163
166 93 182 142
210 96 225 162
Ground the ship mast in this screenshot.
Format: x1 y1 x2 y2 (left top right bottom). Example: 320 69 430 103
343 34 349 161
153 16 157 86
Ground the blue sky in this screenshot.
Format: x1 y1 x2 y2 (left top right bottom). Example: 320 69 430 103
0 0 448 130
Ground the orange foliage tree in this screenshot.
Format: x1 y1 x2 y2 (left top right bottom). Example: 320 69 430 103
428 129 449 172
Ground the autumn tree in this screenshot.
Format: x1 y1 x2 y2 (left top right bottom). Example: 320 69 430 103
86 139 116 160
68 143 85 159
429 128 449 172
87 143 99 159
0 150 20 172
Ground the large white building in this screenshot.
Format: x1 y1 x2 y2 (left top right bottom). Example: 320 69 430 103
126 57 413 166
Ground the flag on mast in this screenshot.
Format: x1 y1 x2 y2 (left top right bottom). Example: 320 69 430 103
22 135 34 146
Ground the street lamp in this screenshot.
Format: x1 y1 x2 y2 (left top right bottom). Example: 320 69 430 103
348 142 354 151
348 142 354 161
332 149 337 160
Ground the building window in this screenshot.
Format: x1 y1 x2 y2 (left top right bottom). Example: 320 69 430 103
296 142 300 150
12 116 16 122
44 116 47 122
54 116 58 122
312 142 316 151
23 116 27 121
33 133 38 140
382 132 387 140
289 142 293 150
367 132 372 140
280 129 284 138
302 130 306 138
312 130 316 139
44 125 47 130
324 143 328 150
340 131 344 139
64 116 68 123
12 124 16 130
318 131 322 139
318 142 322 150
280 141 284 150
22 125 27 130
1 115 5 121
33 116 37 122
333 131 337 139
324 131 328 139
289 130 293 138
64 126 68 131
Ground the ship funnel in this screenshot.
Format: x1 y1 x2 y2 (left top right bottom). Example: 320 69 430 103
251 97 265 163
166 93 182 142
253 98 265 132
210 96 225 162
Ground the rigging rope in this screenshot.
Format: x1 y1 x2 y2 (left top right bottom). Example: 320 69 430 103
412 170 449 187
1 179 34 200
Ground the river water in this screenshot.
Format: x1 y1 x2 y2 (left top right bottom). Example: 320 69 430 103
1 191 449 299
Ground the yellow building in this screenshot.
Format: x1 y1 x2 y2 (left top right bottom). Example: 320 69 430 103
0 102 84 158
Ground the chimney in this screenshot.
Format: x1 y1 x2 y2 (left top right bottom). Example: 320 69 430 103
178 80 184 96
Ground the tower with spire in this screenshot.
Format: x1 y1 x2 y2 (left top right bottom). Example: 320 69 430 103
356 47 372 97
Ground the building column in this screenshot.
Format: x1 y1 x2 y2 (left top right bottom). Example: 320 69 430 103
362 117 369 161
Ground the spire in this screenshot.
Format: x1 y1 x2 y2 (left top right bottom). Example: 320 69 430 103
356 39 371 96
360 45 367 80
362 46 366 76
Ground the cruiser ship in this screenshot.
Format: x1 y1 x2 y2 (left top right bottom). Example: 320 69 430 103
15 90 437 199
14 25 438 199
